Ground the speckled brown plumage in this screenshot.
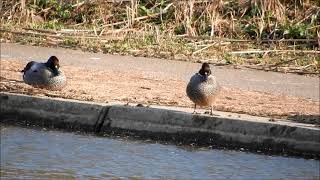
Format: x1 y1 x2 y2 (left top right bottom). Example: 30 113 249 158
186 63 220 115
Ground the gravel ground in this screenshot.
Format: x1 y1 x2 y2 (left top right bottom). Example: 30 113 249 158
1 59 319 124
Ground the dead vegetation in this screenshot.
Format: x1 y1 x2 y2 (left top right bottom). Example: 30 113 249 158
0 0 319 74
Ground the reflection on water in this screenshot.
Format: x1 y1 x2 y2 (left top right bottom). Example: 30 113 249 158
1 125 319 179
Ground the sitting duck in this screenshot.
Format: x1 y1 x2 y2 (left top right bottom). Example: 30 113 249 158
186 63 220 115
21 56 66 90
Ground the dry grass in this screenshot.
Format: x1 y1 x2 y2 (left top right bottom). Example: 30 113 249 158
1 59 319 124
1 0 319 75
1 0 319 39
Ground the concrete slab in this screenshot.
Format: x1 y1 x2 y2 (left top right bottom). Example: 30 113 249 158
0 92 107 132
0 92 319 158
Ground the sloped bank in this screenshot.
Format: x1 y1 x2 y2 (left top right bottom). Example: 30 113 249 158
0 92 319 159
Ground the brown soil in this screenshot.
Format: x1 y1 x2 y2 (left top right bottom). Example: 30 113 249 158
1 59 319 124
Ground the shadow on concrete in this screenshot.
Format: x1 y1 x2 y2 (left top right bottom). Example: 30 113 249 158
287 115 320 125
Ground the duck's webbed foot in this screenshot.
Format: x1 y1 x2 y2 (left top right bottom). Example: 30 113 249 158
192 111 201 115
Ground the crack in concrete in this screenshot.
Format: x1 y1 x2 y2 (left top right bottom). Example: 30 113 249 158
94 106 111 133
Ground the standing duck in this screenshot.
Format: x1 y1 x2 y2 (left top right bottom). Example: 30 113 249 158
21 56 66 90
186 63 220 115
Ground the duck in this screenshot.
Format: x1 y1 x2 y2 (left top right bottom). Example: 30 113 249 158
186 63 220 115
21 56 66 90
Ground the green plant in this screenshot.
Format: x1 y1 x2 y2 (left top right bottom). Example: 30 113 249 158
282 24 309 39
63 38 79 48
223 54 233 64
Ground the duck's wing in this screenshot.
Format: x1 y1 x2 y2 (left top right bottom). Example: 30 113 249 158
187 73 205 99
189 73 205 84
23 63 49 84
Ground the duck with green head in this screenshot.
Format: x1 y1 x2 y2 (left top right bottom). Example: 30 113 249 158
186 63 220 115
21 56 66 90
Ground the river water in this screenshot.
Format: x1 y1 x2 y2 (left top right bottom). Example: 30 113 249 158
1 125 319 179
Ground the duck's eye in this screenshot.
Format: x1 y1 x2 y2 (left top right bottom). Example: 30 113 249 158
55 65 59 69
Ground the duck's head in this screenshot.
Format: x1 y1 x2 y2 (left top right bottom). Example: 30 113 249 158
46 56 60 75
199 62 211 80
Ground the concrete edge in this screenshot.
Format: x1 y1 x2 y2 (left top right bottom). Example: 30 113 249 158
0 92 319 159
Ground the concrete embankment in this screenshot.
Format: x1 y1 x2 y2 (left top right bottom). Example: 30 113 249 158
1 92 319 158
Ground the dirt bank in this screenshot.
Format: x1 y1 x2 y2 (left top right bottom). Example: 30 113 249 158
0 59 319 124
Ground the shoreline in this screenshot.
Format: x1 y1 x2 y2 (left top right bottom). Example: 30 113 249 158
1 92 319 159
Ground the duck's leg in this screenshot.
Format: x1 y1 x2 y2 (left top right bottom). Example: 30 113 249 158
210 105 220 116
192 104 197 114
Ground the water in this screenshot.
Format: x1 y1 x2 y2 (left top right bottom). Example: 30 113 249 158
1 125 319 179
